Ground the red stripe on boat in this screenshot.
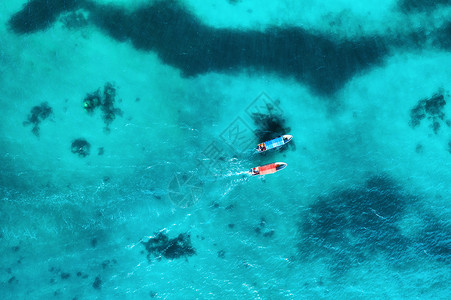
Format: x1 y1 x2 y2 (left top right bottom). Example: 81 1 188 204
259 163 277 175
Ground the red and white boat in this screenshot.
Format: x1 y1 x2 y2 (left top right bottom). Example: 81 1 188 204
250 162 287 176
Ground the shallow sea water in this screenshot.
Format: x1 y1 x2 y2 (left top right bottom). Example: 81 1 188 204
0 0 450 299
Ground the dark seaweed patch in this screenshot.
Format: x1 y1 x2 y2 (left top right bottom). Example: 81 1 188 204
417 214 451 264
23 102 53 137
98 147 104 155
8 0 84 34
409 93 447 134
9 0 390 96
61 272 70 279
92 276 102 290
83 83 123 132
89 0 389 96
433 22 451 51
218 250 225 258
399 0 450 12
448 140 451 154
142 232 196 261
298 175 414 275
228 224 235 229
71 138 90 157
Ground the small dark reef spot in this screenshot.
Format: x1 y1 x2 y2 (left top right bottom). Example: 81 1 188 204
8 276 18 284
71 138 91 157
93 276 102 290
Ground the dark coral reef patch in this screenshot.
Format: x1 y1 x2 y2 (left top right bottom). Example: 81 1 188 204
71 138 91 157
23 102 53 137
410 92 447 134
83 82 123 132
298 175 451 276
142 232 196 262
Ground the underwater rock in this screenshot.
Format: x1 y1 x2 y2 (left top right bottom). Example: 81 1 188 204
91 238 97 247
61 272 70 279
228 224 235 229
8 276 18 284
225 204 234 210
142 232 196 261
83 89 102 113
218 250 225 259
92 276 102 290
71 139 90 157
23 102 53 137
410 93 447 134
101 259 116 269
415 143 424 153
263 230 275 238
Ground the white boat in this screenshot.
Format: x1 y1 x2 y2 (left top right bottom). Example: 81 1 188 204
256 135 293 153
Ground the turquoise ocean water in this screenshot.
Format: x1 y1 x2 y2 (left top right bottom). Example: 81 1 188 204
1 0 450 298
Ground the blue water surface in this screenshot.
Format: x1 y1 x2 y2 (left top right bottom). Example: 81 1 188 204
1 0 450 299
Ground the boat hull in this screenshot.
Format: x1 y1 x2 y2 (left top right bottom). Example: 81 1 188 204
256 135 293 153
250 162 287 176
